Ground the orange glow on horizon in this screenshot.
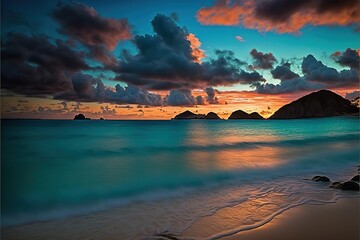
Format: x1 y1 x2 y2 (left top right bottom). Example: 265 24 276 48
1 88 358 120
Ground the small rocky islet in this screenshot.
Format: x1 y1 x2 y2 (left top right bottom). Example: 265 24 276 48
74 114 91 120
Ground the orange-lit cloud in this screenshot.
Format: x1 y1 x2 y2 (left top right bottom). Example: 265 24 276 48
186 33 206 63
196 0 360 33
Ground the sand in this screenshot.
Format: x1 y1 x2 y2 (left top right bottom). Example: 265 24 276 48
222 197 360 240
2 197 359 240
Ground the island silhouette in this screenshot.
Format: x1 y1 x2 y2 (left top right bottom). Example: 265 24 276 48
172 90 359 120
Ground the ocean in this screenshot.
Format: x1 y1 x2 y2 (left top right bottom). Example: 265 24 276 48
1 117 359 239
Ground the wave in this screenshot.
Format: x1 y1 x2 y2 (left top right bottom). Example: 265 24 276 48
2 154 358 229
87 132 359 156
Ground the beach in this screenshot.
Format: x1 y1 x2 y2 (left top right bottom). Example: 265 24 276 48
2 195 359 240
1 118 359 239
224 197 360 240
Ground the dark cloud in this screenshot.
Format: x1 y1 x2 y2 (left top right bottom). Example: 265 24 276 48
302 54 358 87
87 45 117 66
253 78 322 94
56 74 164 106
331 48 360 70
164 89 204 106
115 105 133 109
104 84 163 106
205 87 219 104
250 49 277 69
51 2 131 65
51 2 131 50
114 14 264 90
1 33 89 95
255 0 311 23
271 62 299 80
196 0 359 33
0 29 215 107
254 54 359 94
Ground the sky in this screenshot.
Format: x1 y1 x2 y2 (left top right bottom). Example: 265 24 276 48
1 0 359 119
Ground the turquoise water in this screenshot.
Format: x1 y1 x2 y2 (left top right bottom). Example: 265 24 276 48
1 117 359 228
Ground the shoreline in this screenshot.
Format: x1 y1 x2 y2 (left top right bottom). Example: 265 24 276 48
222 197 360 240
2 196 359 240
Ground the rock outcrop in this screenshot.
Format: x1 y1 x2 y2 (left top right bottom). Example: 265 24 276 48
340 181 359 191
173 111 221 120
311 176 331 182
228 110 264 119
270 90 359 119
74 114 90 120
173 111 205 119
351 175 359 182
205 112 221 120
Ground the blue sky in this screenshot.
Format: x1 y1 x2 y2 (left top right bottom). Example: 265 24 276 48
1 0 359 119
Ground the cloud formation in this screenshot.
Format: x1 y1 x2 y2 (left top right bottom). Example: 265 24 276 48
51 2 131 49
164 89 204 106
254 54 359 94
331 48 360 70
302 54 358 87
1 33 89 95
196 0 360 33
205 87 219 104
51 2 131 65
115 14 264 90
271 62 299 80
250 49 277 69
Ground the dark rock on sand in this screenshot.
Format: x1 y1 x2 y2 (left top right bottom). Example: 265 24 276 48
205 112 221 120
312 176 330 182
351 175 359 182
329 182 343 189
340 181 359 191
269 89 359 119
155 232 179 240
228 110 264 119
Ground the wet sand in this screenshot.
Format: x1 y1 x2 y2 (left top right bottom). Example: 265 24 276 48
2 197 359 240
223 197 360 240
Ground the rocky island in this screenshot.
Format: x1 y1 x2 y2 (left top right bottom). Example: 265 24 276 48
74 114 91 120
270 90 359 119
173 110 221 120
228 110 264 119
